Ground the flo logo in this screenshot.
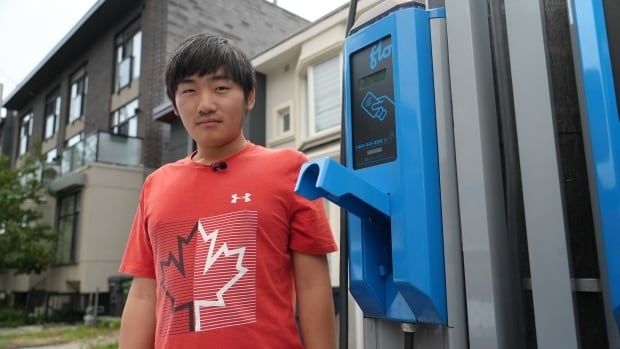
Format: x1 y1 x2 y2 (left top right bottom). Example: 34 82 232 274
370 41 392 70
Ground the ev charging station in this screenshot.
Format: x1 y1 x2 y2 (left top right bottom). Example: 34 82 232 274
297 3 447 324
294 0 620 347
296 2 466 347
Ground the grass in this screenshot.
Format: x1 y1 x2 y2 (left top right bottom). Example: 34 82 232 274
0 317 120 349
90 342 118 349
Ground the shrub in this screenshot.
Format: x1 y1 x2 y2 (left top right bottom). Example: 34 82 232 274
0 306 25 328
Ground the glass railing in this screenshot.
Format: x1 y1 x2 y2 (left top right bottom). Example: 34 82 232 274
60 131 142 176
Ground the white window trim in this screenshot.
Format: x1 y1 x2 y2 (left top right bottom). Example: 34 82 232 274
307 53 343 139
268 100 295 147
291 39 344 151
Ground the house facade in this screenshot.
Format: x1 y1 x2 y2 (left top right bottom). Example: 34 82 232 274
0 0 307 317
252 0 391 345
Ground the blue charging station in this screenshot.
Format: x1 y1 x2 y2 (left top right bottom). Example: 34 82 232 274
296 4 447 324
570 0 620 330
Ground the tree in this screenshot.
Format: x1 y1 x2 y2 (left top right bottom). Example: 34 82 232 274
0 151 58 275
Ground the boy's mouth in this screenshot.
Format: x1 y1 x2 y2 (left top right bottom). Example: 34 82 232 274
196 118 221 126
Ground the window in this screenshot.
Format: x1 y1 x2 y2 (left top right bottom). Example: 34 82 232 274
66 132 83 147
308 55 342 134
45 148 58 164
44 89 61 139
114 21 141 91
56 191 80 264
111 99 139 137
18 112 33 156
69 67 87 123
272 103 294 141
277 106 291 134
61 133 86 175
43 148 59 182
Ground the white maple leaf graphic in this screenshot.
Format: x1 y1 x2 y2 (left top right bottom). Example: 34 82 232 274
193 222 248 332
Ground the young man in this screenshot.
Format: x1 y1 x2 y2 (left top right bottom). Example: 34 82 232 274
119 34 337 348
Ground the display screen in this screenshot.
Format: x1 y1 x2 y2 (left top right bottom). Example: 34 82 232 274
360 69 387 90
350 36 397 170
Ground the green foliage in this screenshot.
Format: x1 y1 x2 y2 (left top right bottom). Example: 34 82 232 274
0 149 58 275
96 317 121 330
0 307 24 328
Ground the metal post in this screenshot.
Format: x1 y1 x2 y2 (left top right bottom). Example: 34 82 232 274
444 0 523 347
94 287 99 325
430 15 468 349
503 1 580 348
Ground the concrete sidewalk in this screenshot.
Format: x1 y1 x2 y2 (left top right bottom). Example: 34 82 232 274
18 335 118 349
0 325 44 336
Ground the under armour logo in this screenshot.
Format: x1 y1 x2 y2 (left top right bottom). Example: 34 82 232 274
231 193 251 203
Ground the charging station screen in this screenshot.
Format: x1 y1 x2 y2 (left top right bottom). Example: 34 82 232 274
603 0 620 118
350 36 397 170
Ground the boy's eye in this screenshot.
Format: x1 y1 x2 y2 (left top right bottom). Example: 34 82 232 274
180 88 195 94
215 86 230 92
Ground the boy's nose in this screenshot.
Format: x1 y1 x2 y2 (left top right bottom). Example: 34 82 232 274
197 92 216 114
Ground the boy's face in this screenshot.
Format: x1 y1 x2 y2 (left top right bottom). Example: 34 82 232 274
173 67 255 149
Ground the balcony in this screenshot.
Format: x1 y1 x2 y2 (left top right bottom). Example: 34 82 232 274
48 132 142 192
60 131 142 176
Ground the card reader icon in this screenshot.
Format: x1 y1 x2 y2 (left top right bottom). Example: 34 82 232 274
361 91 394 122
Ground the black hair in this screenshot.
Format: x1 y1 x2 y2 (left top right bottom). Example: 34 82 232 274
164 33 256 110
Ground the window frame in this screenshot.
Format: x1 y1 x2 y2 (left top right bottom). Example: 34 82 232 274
268 100 295 146
55 190 81 265
114 20 141 92
279 107 291 134
45 148 58 164
43 148 59 182
66 132 84 147
111 99 139 137
44 88 61 140
307 54 343 138
18 111 34 156
68 67 87 123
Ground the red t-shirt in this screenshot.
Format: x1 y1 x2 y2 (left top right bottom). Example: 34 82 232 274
120 143 337 348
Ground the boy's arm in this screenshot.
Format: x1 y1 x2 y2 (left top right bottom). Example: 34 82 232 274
293 252 337 349
120 277 157 349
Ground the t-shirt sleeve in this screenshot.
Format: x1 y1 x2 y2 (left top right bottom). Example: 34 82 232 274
289 152 338 255
119 178 155 278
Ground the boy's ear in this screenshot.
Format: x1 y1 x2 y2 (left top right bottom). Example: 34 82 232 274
246 89 256 112
172 104 179 116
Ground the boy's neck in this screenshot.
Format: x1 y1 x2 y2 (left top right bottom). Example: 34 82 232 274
193 134 248 165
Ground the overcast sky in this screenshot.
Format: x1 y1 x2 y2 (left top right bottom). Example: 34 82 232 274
0 0 348 114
